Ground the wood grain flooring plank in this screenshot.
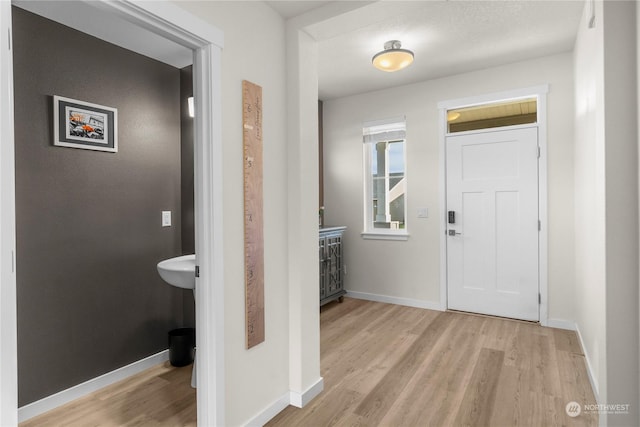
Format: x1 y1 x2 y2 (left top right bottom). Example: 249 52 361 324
553 328 584 355
321 328 399 386
555 350 598 426
338 332 420 398
321 300 397 359
482 315 517 352
489 365 528 427
417 316 491 427
266 403 304 426
352 311 455 423
504 323 526 368
525 391 563 427
321 304 433 389
310 306 431 424
531 333 564 397
284 387 363 427
24 298 599 427
93 364 167 401
378 315 473 426
320 298 371 331
149 394 197 424
555 350 592 403
453 347 505 427
320 297 368 326
406 307 441 336
20 362 195 427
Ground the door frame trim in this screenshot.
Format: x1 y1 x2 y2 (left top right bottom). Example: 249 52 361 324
437 84 549 325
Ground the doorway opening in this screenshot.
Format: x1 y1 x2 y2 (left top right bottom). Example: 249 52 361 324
0 2 225 425
438 85 549 325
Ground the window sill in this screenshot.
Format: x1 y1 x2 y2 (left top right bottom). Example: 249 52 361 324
361 231 410 241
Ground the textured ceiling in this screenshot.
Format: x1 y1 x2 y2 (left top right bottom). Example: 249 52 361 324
265 1 333 19
21 0 585 101
308 1 584 100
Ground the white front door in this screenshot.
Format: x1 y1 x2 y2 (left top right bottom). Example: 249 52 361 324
446 127 539 321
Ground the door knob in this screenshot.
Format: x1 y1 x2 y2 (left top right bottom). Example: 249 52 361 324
448 230 462 236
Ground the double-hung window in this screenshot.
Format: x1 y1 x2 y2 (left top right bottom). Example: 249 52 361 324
362 118 408 240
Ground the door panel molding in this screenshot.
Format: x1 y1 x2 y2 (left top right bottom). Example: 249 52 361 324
446 127 539 321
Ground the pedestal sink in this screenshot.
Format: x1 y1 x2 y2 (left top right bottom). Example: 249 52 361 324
157 254 197 388
157 254 196 289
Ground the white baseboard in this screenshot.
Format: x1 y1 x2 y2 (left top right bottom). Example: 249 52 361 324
18 350 169 423
244 392 290 427
574 323 600 403
244 377 324 427
546 318 577 330
545 319 599 404
290 377 323 408
346 290 443 311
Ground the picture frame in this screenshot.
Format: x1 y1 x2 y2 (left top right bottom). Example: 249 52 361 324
53 95 118 153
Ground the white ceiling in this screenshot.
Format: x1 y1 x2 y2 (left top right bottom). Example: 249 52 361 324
266 1 334 19
19 1 585 101
14 1 194 69
294 1 585 100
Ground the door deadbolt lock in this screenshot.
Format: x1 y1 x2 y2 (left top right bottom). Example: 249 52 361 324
448 230 462 236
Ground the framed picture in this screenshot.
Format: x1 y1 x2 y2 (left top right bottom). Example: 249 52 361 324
53 95 118 153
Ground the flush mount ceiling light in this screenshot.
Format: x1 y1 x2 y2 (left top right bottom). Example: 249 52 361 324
372 40 414 72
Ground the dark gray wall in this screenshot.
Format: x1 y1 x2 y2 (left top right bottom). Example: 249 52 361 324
180 66 195 327
13 7 185 406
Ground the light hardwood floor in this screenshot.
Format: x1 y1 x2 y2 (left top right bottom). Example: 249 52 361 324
268 298 597 427
22 298 597 426
20 362 196 427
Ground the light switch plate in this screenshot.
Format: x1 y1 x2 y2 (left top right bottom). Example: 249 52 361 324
162 211 171 227
417 207 429 218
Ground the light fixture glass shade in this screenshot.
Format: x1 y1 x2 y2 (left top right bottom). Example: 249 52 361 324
372 40 414 72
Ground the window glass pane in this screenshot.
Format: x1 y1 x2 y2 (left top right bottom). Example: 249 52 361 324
369 139 405 230
388 141 404 174
447 97 537 133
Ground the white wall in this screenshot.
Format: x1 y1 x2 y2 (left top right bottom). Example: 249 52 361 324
574 1 640 424
323 53 575 322
285 25 322 404
601 1 639 424
174 2 292 425
573 0 607 404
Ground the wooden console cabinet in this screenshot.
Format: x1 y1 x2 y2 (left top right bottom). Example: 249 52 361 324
319 226 346 306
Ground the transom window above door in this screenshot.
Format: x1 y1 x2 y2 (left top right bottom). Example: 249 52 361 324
447 97 537 133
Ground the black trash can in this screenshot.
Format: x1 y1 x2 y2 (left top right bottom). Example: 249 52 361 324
168 327 195 367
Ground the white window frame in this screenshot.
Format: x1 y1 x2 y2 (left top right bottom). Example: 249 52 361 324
361 117 409 241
